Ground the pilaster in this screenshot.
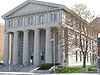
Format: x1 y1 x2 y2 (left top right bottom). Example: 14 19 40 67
4 32 9 65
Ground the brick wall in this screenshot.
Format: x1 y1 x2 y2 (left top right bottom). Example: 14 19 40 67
0 24 4 57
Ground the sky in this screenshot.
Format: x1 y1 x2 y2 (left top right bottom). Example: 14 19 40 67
0 0 100 24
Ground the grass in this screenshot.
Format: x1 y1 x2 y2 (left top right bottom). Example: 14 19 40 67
55 65 97 73
0 56 3 61
0 56 3 63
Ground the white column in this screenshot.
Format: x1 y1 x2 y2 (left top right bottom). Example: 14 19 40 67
12 31 18 65
58 43 62 64
23 30 29 66
3 32 9 65
45 28 52 63
34 29 40 66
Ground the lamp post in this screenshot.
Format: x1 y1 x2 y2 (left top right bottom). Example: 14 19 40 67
97 38 100 73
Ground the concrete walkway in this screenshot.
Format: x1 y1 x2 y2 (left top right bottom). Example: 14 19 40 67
0 65 98 75
0 72 98 75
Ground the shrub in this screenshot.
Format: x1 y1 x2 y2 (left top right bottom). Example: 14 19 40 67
38 63 60 70
0 63 4 65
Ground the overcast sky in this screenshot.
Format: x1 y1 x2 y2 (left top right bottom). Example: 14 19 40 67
0 0 100 24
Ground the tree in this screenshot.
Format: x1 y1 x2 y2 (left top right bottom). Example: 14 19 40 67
52 4 97 68
71 4 95 23
71 4 96 68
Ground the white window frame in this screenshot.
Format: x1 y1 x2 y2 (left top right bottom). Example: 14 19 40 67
21 18 23 26
51 13 57 22
31 17 33 25
28 17 31 25
39 15 44 24
8 20 11 26
17 19 20 26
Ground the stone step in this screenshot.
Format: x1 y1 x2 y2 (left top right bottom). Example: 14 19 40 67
34 70 50 74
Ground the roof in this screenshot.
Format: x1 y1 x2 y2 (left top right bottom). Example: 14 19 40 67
2 0 70 19
91 17 100 33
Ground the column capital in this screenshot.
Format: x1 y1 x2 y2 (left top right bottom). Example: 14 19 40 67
34 29 40 32
23 30 29 32
4 32 9 34
13 31 19 33
45 27 51 30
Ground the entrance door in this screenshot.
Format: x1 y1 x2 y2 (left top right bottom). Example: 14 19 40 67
39 30 45 64
40 50 45 64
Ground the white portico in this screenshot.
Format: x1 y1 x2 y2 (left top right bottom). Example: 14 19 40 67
2 0 66 66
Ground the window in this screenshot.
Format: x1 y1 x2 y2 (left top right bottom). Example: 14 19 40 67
31 17 33 24
76 51 78 61
87 52 88 62
51 14 53 21
17 19 20 26
28 17 31 24
39 15 44 24
75 34 77 46
96 20 100 23
51 13 57 22
8 21 11 26
54 14 57 21
80 51 82 61
21 18 23 25
90 53 91 61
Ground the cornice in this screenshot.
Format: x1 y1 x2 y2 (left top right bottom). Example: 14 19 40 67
5 8 62 19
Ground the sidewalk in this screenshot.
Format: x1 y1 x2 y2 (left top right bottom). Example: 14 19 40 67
0 72 98 75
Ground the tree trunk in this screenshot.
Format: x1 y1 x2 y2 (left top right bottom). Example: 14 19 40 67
83 54 86 68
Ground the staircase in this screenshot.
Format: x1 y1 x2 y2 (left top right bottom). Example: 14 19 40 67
0 65 35 72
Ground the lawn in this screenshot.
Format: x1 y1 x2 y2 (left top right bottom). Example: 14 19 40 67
0 56 3 63
55 65 97 73
0 56 2 60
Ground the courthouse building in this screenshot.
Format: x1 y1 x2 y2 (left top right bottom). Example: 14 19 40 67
2 0 98 66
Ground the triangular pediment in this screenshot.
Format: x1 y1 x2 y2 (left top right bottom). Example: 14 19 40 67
10 2 55 17
2 0 66 19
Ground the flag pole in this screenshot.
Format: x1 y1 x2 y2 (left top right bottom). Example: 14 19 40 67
49 37 55 73
53 37 55 73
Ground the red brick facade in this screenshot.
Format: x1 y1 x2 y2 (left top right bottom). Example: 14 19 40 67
91 17 100 33
0 24 4 56
92 17 100 56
